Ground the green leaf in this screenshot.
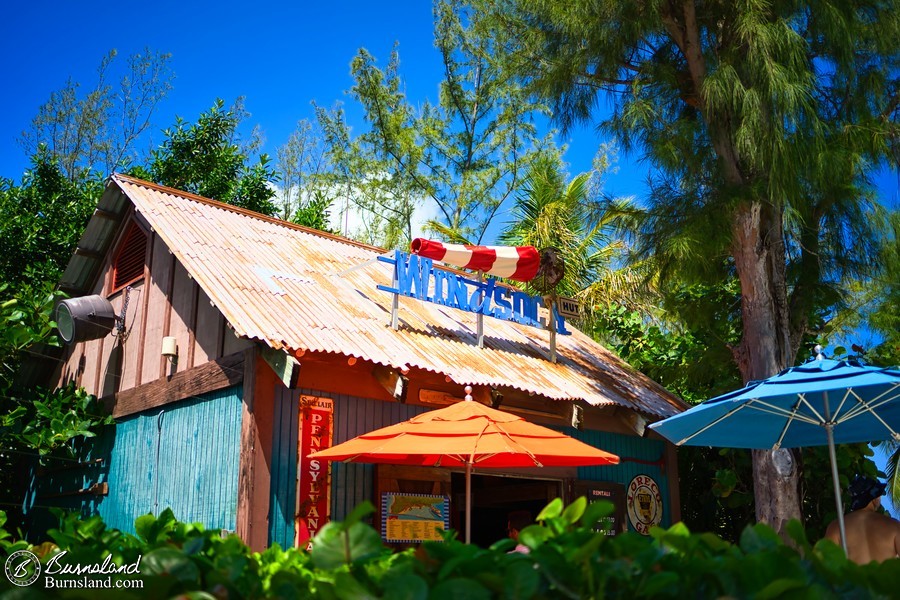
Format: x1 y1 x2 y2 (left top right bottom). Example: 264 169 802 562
333 571 379 600
4 406 27 422
135 513 163 544
581 499 614 530
182 536 205 555
503 561 541 599
342 500 375 528
560 496 586 526
785 519 810 551
755 578 807 600
310 520 384 570
429 578 492 600
738 523 782 554
535 497 563 522
379 571 429 600
141 547 201 583
640 572 681 596
518 524 550 548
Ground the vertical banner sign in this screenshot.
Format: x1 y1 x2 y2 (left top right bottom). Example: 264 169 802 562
295 395 334 549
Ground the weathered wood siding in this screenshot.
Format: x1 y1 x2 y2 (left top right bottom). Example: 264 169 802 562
267 386 427 549
568 428 673 527
26 385 243 534
23 433 112 538
268 386 299 549
98 385 243 532
52 225 252 398
330 395 428 522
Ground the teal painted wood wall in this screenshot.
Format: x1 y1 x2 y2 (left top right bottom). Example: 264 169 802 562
268 387 298 548
24 429 113 536
26 386 243 535
268 387 426 549
566 428 673 527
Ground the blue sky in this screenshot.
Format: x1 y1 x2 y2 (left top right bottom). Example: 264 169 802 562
2 2 896 206
0 1 614 187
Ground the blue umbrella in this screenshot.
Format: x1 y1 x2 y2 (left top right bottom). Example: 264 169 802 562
649 358 900 553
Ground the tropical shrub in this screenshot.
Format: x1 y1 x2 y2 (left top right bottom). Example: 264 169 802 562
1 498 897 599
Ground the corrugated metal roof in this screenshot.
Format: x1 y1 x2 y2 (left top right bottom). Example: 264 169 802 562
107 174 686 418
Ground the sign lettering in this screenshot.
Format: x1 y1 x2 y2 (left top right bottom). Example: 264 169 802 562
378 250 570 334
296 396 334 550
626 474 663 535
557 296 582 320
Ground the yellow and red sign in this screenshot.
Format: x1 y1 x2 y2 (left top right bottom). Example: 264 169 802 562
626 474 663 535
295 395 333 549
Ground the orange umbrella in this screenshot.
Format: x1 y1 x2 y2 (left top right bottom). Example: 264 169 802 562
308 393 619 543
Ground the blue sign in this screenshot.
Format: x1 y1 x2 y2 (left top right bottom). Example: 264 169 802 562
377 250 570 334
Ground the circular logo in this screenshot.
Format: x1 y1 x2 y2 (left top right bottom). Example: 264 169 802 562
5 550 41 587
626 475 663 535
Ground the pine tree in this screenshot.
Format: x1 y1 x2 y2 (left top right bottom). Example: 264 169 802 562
469 0 900 537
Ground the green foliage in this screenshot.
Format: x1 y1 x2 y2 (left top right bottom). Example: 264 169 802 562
0 283 60 374
470 0 898 532
866 210 900 368
593 298 880 541
593 299 754 540
0 383 113 459
292 191 337 233
594 300 741 406
801 443 881 534
148 98 278 216
498 154 628 301
0 282 111 459
20 48 173 180
274 119 339 233
2 498 897 598
0 279 113 535
318 0 551 247
0 151 103 289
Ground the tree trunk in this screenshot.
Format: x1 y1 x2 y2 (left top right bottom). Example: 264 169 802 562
664 0 804 540
731 201 802 540
750 448 802 539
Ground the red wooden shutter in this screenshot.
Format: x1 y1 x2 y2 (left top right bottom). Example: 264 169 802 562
112 221 148 292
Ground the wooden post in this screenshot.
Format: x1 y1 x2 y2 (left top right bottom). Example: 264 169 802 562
477 273 485 349
236 347 277 551
548 296 557 364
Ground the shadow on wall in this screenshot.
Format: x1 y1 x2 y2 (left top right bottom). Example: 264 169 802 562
23 426 115 541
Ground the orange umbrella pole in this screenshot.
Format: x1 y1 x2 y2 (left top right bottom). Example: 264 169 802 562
465 461 472 544
464 386 475 544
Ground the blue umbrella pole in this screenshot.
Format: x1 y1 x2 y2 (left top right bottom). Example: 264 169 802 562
825 423 848 554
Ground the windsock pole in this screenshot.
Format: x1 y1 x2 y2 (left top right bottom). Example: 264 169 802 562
549 296 557 363
477 272 484 348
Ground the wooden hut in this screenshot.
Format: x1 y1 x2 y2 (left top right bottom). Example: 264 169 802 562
27 174 688 550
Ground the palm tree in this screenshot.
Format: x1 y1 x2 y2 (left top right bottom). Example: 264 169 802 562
498 156 620 296
428 155 651 316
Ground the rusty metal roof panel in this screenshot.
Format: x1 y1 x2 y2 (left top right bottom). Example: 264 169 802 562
111 174 685 418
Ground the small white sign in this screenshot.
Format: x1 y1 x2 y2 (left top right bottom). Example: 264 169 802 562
557 297 582 320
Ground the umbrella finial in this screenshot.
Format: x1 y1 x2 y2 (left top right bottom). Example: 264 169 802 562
814 345 825 360
464 385 473 402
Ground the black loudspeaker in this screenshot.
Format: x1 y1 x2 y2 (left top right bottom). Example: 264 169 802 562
56 295 118 344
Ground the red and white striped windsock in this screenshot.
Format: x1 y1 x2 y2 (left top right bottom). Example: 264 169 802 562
410 238 540 282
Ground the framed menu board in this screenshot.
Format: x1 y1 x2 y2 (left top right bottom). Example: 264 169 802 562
381 493 450 543
573 480 627 536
